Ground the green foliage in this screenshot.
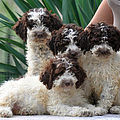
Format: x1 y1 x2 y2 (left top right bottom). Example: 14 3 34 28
0 0 102 82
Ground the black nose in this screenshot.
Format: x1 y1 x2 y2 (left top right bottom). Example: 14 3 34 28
95 48 111 56
34 31 48 38
65 82 71 86
61 80 73 87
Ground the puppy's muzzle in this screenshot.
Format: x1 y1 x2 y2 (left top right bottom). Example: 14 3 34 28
61 79 74 88
95 47 111 57
34 31 49 39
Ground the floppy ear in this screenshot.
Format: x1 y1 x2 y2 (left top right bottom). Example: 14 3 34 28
74 65 87 89
12 12 28 42
47 30 58 55
40 60 56 90
70 60 86 89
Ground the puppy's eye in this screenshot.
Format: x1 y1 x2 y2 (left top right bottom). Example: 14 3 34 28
27 15 31 18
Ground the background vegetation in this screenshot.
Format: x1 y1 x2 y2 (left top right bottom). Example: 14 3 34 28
0 0 102 83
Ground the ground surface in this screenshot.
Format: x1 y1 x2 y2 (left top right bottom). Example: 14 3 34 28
0 114 120 120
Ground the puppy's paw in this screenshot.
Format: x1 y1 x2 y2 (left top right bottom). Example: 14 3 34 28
79 109 93 117
0 106 13 117
70 107 93 117
110 106 120 114
93 107 108 116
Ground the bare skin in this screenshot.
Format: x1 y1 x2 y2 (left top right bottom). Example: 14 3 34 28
85 0 113 30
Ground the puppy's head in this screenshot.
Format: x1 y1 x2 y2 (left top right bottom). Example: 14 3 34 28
47 24 84 55
13 8 63 42
87 22 120 58
40 52 86 90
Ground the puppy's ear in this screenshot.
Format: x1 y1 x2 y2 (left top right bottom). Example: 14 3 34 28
12 12 28 42
40 60 56 90
75 65 86 89
47 30 57 55
70 62 86 89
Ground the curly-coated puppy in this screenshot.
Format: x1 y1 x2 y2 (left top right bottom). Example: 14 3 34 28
0 52 88 117
0 52 106 117
79 22 120 113
47 24 84 55
40 52 107 116
13 8 62 76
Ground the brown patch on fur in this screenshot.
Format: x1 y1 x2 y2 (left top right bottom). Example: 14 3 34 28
12 12 28 42
68 55 87 89
12 103 21 115
41 9 63 32
40 53 86 89
77 31 90 54
47 24 84 55
87 22 120 52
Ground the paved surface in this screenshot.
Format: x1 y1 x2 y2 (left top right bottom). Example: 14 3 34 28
0 114 120 120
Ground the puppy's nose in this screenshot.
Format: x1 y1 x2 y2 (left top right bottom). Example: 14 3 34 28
95 47 111 56
34 31 48 38
61 80 73 87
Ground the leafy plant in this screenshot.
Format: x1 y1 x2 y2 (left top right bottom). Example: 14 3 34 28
0 0 102 82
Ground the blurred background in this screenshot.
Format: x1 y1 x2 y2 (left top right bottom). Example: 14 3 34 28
0 0 102 84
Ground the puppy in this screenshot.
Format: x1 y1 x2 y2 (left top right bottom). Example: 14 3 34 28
79 22 120 113
40 52 107 116
47 24 84 55
13 8 63 76
0 52 95 117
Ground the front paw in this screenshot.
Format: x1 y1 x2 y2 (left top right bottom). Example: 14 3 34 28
0 106 13 117
110 106 120 114
93 107 108 116
70 107 93 117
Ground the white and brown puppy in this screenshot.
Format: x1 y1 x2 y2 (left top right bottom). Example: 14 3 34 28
13 8 62 76
47 24 84 55
79 22 120 113
40 52 107 116
0 52 102 117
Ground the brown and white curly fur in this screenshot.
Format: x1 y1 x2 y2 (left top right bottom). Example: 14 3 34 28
13 8 62 76
47 24 108 116
78 22 120 113
0 52 107 117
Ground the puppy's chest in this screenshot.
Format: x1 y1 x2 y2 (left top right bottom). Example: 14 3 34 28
28 44 53 60
81 56 120 94
34 46 53 59
49 90 86 106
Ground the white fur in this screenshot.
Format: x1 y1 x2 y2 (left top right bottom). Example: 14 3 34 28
0 76 48 117
60 28 81 54
28 8 46 26
79 46 120 111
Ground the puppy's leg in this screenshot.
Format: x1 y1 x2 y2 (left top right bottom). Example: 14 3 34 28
0 107 13 117
47 104 93 117
97 80 119 110
84 104 107 116
110 106 120 114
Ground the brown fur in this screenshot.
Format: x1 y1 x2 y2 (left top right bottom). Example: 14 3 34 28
12 12 28 41
40 53 86 90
